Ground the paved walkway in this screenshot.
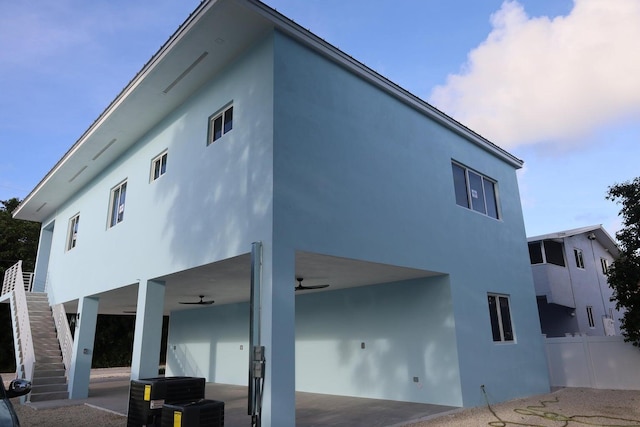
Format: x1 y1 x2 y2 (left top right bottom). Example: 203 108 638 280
23 368 457 426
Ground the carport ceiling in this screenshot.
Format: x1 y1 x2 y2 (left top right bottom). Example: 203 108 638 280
71 251 440 315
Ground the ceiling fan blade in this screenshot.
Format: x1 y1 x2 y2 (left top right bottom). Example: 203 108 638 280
294 278 330 291
179 295 215 305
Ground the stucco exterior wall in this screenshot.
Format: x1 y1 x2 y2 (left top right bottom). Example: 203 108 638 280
36 36 275 304
269 31 548 406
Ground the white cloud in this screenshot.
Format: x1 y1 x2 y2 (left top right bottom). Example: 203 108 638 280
429 0 640 150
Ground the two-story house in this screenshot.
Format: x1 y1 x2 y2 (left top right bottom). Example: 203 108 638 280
528 225 621 337
10 0 549 425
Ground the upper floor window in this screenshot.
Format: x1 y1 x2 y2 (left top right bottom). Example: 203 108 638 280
574 248 585 269
67 214 80 250
600 258 609 275
451 162 499 219
487 294 514 342
528 240 565 266
208 104 233 144
109 181 127 228
151 151 168 182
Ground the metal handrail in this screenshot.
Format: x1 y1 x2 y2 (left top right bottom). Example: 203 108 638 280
11 283 35 382
52 303 73 377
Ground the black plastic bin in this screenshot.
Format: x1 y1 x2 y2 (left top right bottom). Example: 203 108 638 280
161 399 224 427
127 377 206 427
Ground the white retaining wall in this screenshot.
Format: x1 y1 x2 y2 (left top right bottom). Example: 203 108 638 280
545 335 640 389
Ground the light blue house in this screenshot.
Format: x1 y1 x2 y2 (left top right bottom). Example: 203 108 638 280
11 0 549 425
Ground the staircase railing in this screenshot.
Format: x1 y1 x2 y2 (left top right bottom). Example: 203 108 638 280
52 303 73 377
2 261 25 296
10 280 35 383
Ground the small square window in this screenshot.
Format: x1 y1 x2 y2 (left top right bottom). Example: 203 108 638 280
67 214 80 250
109 181 127 228
208 104 233 145
151 151 168 182
574 248 585 269
488 294 514 342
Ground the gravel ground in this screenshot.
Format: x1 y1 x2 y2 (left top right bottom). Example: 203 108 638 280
9 388 640 426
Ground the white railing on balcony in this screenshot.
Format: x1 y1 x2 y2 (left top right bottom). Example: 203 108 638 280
10 281 35 382
52 303 73 377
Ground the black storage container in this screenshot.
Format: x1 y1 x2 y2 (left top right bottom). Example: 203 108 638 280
161 399 224 427
127 377 206 427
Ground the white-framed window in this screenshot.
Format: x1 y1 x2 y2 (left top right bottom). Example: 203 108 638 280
586 306 595 328
600 258 608 275
451 162 500 219
67 213 80 250
151 150 168 182
487 293 514 342
109 180 127 228
207 104 233 145
574 248 585 269
528 240 566 267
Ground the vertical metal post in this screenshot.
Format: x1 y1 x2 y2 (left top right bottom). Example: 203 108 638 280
248 241 263 425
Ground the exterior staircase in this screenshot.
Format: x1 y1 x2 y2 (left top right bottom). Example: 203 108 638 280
2 261 71 402
24 292 69 401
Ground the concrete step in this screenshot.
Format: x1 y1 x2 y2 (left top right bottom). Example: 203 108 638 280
31 376 66 386
33 368 65 378
29 390 69 402
35 361 64 369
31 383 68 394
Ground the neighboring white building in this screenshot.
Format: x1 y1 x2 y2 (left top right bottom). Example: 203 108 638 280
528 225 621 337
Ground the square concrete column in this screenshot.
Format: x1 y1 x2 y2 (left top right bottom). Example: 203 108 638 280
69 296 99 399
131 279 165 380
259 243 296 427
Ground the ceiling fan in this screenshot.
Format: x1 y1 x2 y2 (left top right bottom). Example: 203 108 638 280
179 295 215 305
295 277 329 292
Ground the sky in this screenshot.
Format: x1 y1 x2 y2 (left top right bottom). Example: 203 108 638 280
1 0 638 238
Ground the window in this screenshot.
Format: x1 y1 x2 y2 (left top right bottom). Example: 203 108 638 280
451 162 499 219
67 214 80 250
151 151 168 181
600 258 609 275
586 306 595 328
109 181 127 228
574 248 585 269
208 104 233 144
487 294 514 342
528 240 565 266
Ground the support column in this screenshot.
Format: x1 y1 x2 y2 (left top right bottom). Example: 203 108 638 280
69 296 99 399
131 280 165 380
260 243 296 427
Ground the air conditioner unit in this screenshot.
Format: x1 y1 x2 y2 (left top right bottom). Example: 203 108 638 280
162 399 225 427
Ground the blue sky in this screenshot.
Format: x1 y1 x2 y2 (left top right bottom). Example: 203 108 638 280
1 0 638 237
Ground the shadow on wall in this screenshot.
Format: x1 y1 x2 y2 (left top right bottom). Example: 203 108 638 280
295 276 462 407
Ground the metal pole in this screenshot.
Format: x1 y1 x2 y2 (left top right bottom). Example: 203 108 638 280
248 242 263 426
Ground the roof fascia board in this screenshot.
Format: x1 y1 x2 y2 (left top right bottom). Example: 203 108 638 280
241 0 523 169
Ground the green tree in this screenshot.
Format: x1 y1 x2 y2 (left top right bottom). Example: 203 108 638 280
606 177 640 347
0 198 41 278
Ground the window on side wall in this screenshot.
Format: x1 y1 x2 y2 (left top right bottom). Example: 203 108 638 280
586 306 595 328
67 214 80 250
208 104 233 145
151 150 168 182
574 248 585 269
600 258 608 275
109 180 127 228
487 294 514 343
451 162 499 219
